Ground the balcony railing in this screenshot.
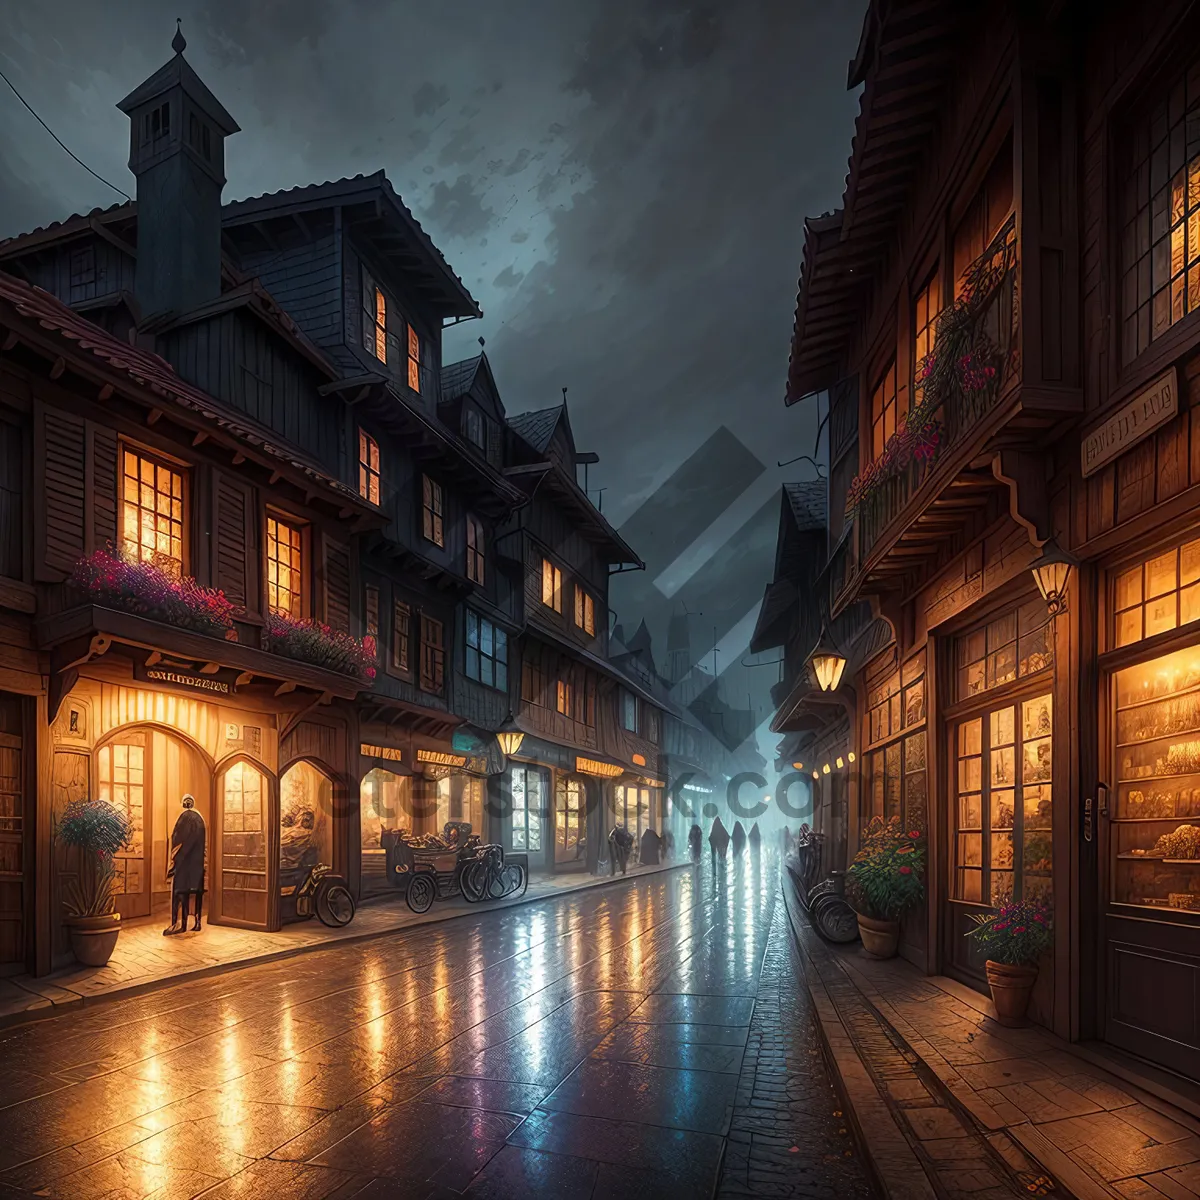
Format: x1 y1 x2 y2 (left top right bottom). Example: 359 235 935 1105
846 214 1019 569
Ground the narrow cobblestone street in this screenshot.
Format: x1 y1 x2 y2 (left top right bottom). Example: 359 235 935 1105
0 855 873 1199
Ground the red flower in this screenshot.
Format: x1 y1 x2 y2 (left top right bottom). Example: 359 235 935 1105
898 865 912 875
1014 925 1026 933
908 831 920 839
994 922 1008 931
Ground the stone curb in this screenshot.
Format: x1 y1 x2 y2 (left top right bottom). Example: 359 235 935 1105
0 860 694 1034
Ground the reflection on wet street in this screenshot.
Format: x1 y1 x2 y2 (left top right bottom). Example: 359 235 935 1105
0 853 872 1198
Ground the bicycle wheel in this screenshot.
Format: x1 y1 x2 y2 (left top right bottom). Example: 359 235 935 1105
406 873 436 914
316 883 355 928
505 862 527 898
460 860 486 903
485 862 511 900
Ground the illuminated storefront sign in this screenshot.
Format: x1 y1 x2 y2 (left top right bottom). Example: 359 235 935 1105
575 756 623 778
416 749 467 768
134 663 235 695
360 743 403 762
642 779 666 789
631 752 646 766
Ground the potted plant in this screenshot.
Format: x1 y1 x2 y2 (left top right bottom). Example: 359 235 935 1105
845 817 925 958
966 897 1053 1026
56 798 133 967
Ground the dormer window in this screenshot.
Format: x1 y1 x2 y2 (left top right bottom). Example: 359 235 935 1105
142 101 171 148
464 405 485 450
361 268 387 364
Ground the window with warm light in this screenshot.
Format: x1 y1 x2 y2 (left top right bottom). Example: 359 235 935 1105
358 429 380 505
574 585 595 636
361 268 387 364
121 446 185 576
952 140 1013 299
420 613 444 693
556 678 572 717
541 558 562 613
912 272 941 409
392 599 411 672
555 776 586 864
407 324 421 393
870 362 899 461
265 514 304 618
1113 537 1200 648
1121 64 1200 360
862 649 928 831
422 476 444 547
466 514 485 584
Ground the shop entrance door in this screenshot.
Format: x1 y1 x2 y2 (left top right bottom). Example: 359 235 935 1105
0 712 24 967
946 692 1054 987
555 775 586 869
214 759 274 929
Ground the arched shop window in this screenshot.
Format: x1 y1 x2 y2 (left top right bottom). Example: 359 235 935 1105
218 759 269 925
555 775 586 864
279 761 333 879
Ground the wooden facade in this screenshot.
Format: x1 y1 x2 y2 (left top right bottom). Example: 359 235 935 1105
0 35 663 970
775 0 1200 1086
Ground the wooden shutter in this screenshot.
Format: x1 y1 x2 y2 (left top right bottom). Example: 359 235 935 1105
213 473 251 608
37 405 85 580
89 423 118 552
324 538 351 633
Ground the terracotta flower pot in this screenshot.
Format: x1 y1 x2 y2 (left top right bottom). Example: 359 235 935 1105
65 913 121 967
857 913 900 959
985 959 1037 1026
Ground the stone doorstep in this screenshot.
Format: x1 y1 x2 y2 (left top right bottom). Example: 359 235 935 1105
0 859 692 1033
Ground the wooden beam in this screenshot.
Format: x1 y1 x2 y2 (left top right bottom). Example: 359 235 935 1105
1 330 18 351
49 357 65 380
275 680 297 697
98 383 113 401
145 651 163 667
199 662 220 675
192 431 209 447
235 671 254 687
232 452 246 465
147 408 163 425
269 470 283 485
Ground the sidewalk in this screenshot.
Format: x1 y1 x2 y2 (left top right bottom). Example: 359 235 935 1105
782 873 1200 1200
0 857 690 1029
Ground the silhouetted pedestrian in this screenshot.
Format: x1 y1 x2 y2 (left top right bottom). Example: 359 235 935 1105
608 824 634 875
749 822 761 853
731 820 746 854
640 827 661 866
709 816 729 869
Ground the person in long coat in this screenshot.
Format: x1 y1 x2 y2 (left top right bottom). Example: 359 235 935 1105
748 822 762 853
708 816 730 869
640 827 661 866
608 823 634 875
164 794 206 935
731 820 747 854
688 824 703 861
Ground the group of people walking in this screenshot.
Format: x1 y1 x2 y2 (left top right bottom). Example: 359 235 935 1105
686 815 762 867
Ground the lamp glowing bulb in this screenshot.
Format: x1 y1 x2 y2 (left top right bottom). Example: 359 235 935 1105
822 763 831 775
836 756 844 768
848 751 856 763
812 771 819 780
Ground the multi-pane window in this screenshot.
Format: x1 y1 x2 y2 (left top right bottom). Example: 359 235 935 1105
870 362 899 461
392 600 411 672
912 273 941 410
265 515 304 618
541 558 562 612
141 101 170 148
420 613 445 693
466 514 485 584
510 765 543 853
407 325 421 393
422 476 444 546
121 447 185 576
1121 64 1200 361
358 430 380 505
364 585 380 639
466 611 508 691
574 586 595 636
865 650 925 748
98 737 145 897
464 405 485 449
955 599 1053 701
556 678 572 717
862 650 928 831
361 268 387 364
555 670 595 725
1113 535 1200 648
555 776 586 864
952 695 1053 906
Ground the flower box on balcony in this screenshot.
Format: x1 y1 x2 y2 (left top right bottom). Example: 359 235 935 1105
263 612 377 684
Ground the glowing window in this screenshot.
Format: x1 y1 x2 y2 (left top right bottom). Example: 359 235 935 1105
422 476 444 546
121 447 185 576
912 273 941 410
870 362 899 461
574 586 595 636
358 429 380 505
266 515 304 618
541 559 562 612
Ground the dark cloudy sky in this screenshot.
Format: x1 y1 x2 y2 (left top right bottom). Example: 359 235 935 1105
0 0 863 759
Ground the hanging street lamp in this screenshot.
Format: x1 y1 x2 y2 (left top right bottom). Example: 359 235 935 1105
1030 539 1078 617
495 712 525 758
808 625 848 692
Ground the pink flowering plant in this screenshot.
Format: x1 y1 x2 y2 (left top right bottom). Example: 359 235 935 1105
264 612 377 682
966 898 1053 966
846 816 926 921
71 546 238 639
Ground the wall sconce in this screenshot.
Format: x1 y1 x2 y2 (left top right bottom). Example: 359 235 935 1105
1031 538 1078 617
836 756 844 769
495 712 525 757
822 763 831 775
812 771 819 780
807 625 847 692
848 751 856 763
791 761 804 770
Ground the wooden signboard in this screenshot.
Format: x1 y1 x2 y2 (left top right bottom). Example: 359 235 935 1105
132 660 239 697
1081 367 1178 478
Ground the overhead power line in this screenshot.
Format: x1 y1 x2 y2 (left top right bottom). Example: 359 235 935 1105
0 65 131 201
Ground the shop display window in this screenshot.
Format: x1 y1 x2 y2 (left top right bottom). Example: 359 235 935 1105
1113 537 1200 648
510 765 543 853
97 736 146 897
862 650 927 831
1112 644 1200 912
952 693 1053 906
220 760 267 895
279 761 333 880
556 776 586 864
360 768 411 889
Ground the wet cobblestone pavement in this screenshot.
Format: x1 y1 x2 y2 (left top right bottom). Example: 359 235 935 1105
0 853 876 1198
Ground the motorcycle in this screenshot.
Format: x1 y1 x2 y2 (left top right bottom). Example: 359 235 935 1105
279 860 356 927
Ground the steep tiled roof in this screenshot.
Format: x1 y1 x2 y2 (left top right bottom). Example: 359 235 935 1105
784 482 827 532
508 405 562 454
440 355 481 400
0 272 371 513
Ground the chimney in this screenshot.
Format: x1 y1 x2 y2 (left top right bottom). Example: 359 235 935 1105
116 21 239 320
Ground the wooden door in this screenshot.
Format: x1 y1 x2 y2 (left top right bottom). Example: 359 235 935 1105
0 729 24 966
97 734 151 919
214 760 273 929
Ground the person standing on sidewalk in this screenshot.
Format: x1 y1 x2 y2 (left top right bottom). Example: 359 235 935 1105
164 794 206 936
709 816 730 870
